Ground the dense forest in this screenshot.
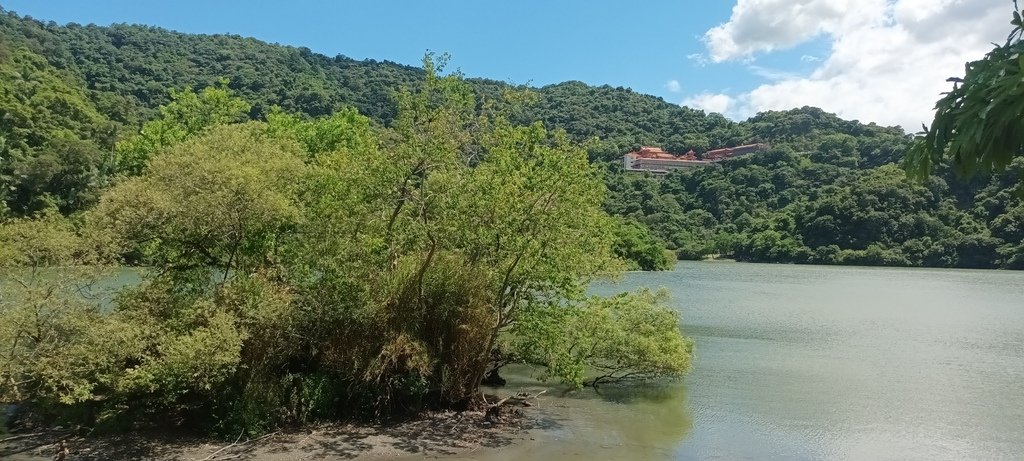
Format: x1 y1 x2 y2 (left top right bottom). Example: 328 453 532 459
0 8 1021 269
607 120 1024 269
0 51 695 433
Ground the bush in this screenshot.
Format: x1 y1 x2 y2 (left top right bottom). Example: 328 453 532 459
612 218 674 270
509 289 694 388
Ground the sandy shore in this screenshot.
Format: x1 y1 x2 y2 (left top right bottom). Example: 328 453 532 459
0 408 538 461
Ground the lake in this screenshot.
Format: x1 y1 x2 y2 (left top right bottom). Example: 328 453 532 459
456 261 1024 460
6 263 1022 459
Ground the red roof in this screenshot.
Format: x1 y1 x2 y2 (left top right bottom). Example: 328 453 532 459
630 146 678 159
627 144 768 164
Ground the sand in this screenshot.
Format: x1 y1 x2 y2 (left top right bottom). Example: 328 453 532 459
0 408 537 461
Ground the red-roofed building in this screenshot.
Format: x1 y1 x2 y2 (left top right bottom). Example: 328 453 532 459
702 144 769 161
623 144 770 175
624 147 714 174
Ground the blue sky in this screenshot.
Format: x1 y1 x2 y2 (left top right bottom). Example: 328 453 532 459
1 0 810 108
1 0 1008 129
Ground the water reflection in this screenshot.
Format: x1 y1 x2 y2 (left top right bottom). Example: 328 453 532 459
451 262 1024 460
466 365 693 461
10 263 1024 460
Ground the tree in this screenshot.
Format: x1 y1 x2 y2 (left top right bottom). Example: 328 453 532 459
265 106 376 157
612 218 675 271
113 81 251 175
94 123 306 274
906 2 1024 179
0 212 124 410
811 134 859 168
0 45 114 216
8 138 105 214
509 289 693 388
2 60 694 434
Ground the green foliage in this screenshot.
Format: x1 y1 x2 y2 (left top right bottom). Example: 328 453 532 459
811 134 860 168
265 106 377 157
95 123 306 271
605 109 1023 269
113 82 251 175
0 44 114 216
1 58 693 435
8 138 105 214
0 211 80 267
0 281 113 406
0 46 109 153
0 214 121 412
507 81 738 162
612 218 675 270
906 3 1024 179
509 289 694 388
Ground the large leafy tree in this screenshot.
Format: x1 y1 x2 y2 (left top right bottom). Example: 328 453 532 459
1 59 694 434
113 81 251 175
906 2 1024 179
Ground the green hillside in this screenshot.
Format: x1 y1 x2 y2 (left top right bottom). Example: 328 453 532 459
0 8 1020 269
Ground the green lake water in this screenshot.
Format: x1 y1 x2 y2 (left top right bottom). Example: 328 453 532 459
458 261 1024 460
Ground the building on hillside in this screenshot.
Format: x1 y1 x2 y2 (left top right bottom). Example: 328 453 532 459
702 144 769 161
623 147 715 175
623 144 769 175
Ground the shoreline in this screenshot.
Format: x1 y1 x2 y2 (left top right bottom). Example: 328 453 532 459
2 366 692 461
1 407 539 461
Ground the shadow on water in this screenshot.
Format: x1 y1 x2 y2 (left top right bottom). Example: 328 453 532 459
467 365 695 461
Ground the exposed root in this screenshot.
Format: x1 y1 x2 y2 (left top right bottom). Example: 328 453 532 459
484 390 547 422
197 431 279 461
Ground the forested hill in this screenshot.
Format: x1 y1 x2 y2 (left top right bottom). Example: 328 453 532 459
1 9 1021 269
0 9 737 151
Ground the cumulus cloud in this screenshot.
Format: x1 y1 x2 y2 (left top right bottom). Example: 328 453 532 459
705 0 888 62
682 92 734 115
666 79 682 93
693 0 1009 130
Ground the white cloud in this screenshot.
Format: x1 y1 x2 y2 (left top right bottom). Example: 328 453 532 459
682 92 735 115
666 79 682 93
746 65 800 81
687 53 710 67
696 0 1009 130
705 0 888 62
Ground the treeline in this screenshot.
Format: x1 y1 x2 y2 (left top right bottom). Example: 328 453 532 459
0 8 1021 269
0 8 731 218
606 108 1024 269
0 59 693 435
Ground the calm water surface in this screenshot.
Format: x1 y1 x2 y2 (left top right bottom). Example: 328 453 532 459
9 264 1021 459
454 261 1024 460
